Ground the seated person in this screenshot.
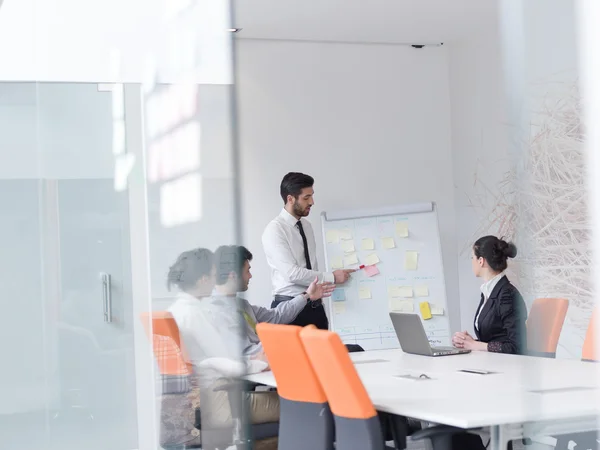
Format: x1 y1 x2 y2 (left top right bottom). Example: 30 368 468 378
452 236 527 354
168 245 334 431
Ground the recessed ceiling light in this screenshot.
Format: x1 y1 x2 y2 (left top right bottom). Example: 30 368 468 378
228 28 243 33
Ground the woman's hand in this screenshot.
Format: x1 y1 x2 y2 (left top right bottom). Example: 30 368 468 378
306 276 336 300
452 331 487 351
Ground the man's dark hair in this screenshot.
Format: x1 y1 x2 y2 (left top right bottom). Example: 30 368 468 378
214 245 253 285
167 248 214 291
280 172 314 204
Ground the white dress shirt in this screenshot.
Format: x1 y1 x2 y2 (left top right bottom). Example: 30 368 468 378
262 209 335 297
168 291 308 363
474 272 505 331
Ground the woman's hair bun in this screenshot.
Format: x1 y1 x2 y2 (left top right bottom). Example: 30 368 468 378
498 239 517 259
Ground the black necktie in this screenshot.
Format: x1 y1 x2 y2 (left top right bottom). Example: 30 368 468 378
296 220 312 270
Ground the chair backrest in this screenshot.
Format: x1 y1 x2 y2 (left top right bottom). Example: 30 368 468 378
300 327 382 450
527 298 569 357
140 311 191 375
256 323 334 450
582 308 598 362
256 323 327 403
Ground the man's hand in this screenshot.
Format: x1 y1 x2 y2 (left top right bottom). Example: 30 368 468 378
333 269 356 284
307 276 336 300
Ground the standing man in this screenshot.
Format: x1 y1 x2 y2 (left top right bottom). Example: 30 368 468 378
262 172 354 330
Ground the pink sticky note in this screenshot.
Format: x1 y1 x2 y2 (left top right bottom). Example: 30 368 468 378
364 264 380 277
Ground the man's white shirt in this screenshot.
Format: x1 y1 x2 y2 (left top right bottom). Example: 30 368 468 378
262 209 334 297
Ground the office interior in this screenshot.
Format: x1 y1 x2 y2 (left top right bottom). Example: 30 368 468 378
1 0 599 449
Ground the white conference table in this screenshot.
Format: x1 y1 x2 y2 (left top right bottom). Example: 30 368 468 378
245 349 600 450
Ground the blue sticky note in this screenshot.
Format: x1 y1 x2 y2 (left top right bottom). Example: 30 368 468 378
332 289 346 302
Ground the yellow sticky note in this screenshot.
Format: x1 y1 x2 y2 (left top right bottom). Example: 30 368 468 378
326 230 340 244
339 229 353 240
387 286 401 298
341 241 356 253
395 222 409 238
364 253 380 266
415 285 429 297
404 251 419 270
398 286 413 298
361 238 375 250
331 257 344 269
431 305 445 316
333 303 346 314
382 237 396 249
419 301 432 320
358 287 372 299
390 299 414 312
344 253 359 266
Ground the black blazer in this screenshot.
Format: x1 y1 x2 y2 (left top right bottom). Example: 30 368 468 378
474 275 527 354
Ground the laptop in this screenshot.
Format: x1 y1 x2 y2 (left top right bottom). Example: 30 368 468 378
389 312 470 357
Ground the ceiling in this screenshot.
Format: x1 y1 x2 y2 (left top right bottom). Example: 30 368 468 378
234 0 499 44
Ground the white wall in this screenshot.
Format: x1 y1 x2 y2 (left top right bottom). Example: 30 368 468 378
447 14 510 334
449 0 589 359
236 39 462 332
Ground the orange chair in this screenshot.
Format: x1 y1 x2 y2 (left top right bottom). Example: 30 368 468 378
582 308 598 362
300 328 465 450
256 323 334 450
140 311 192 376
526 298 569 358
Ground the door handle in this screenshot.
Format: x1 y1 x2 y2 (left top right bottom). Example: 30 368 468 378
100 272 112 323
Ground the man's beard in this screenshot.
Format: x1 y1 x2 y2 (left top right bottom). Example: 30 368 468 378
293 203 309 217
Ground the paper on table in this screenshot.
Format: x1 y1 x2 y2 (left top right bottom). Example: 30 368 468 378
382 237 396 249
389 299 414 312
326 230 340 244
344 253 359 266
339 229 353 240
430 305 444 316
331 256 344 269
358 287 372 299
361 238 375 250
395 222 409 238
404 251 419 270
364 253 380 266
415 285 429 297
333 303 346 314
341 241 356 253
364 265 380 277
332 289 346 302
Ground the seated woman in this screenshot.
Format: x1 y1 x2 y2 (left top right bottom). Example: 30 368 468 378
452 236 527 354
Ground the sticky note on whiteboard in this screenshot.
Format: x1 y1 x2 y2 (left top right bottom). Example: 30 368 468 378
344 253 359 266
415 285 429 297
398 286 413 298
396 222 409 238
364 265 380 277
331 256 344 269
333 303 346 314
404 251 419 270
326 230 340 244
390 299 414 312
341 241 356 253
339 229 353 240
331 289 346 302
419 301 432 320
382 237 396 249
431 305 445 316
364 253 380 266
361 238 375 250
358 287 372 299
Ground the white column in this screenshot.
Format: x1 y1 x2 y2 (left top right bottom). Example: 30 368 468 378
124 83 157 450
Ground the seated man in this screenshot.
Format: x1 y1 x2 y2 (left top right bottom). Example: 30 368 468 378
168 245 334 432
